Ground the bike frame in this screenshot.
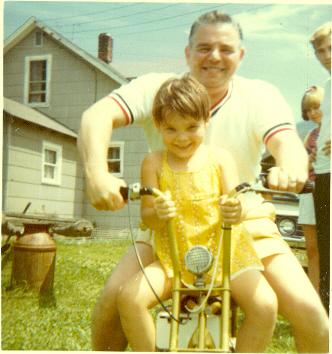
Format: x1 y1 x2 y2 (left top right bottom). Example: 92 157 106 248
165 185 245 352
165 218 233 352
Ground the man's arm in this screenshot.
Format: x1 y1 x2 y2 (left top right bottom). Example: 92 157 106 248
266 130 309 193
215 148 243 224
77 96 128 211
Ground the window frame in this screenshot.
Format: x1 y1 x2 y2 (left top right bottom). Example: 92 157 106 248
24 54 52 107
41 141 62 186
107 142 124 177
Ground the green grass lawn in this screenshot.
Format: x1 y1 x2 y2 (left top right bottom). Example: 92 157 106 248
1 236 296 352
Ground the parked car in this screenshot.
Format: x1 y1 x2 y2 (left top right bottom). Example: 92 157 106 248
271 193 303 241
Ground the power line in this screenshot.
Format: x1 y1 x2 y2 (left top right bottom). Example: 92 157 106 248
60 3 231 34
66 4 272 39
54 3 179 28
42 2 139 22
63 4 274 65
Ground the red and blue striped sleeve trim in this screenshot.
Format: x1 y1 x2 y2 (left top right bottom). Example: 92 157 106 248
210 80 233 118
263 123 293 145
108 93 134 125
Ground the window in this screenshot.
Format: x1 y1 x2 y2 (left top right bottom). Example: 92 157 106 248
107 142 124 177
24 55 51 107
42 142 62 185
34 31 43 47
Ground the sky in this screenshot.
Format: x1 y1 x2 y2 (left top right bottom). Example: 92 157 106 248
3 0 332 123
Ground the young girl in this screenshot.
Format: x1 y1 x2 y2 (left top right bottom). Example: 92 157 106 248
298 85 324 291
117 75 271 352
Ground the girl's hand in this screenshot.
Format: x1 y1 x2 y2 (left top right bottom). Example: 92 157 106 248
322 139 331 156
220 196 242 224
154 191 177 220
309 148 317 164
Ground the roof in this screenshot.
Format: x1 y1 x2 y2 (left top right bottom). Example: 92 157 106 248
3 98 77 138
4 17 128 86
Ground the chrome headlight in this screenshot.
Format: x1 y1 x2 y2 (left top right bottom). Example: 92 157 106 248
277 218 296 236
184 246 213 275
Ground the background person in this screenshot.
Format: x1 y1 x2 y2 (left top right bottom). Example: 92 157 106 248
78 11 329 352
298 85 324 292
310 21 331 314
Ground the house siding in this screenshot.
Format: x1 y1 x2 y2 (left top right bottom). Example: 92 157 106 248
3 114 84 219
4 29 120 133
4 22 149 237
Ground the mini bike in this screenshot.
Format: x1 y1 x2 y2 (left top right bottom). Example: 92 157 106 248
120 178 312 352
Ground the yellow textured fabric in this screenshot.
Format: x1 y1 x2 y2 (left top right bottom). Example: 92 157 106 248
154 151 263 287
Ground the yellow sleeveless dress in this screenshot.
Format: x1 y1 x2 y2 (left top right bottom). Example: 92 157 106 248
154 150 263 287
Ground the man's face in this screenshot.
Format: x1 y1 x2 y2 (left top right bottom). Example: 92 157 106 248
314 35 331 73
185 23 244 90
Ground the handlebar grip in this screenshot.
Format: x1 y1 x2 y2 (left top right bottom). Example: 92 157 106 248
119 184 154 201
300 180 314 194
120 186 129 201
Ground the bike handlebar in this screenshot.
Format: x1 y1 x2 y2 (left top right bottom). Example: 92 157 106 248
120 175 314 202
120 184 163 201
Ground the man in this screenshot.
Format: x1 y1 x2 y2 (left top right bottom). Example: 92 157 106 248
78 11 328 352
310 22 331 313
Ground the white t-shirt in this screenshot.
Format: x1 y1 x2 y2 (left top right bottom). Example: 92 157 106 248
109 73 295 183
314 78 331 174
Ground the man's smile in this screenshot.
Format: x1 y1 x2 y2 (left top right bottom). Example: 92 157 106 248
203 66 225 73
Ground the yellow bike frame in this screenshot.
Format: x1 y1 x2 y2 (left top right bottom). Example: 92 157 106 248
167 220 234 352
144 186 235 352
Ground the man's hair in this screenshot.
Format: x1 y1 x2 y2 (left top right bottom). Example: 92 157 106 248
301 85 324 121
152 74 211 126
188 10 243 46
310 22 332 49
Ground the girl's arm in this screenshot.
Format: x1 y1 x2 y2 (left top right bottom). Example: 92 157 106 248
140 153 176 230
214 148 243 224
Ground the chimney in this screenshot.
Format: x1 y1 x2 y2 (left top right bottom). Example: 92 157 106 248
98 33 113 63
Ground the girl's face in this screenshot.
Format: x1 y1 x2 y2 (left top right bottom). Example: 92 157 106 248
159 113 207 161
306 103 322 124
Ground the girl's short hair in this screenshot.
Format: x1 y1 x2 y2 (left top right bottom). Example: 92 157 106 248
152 74 211 126
301 85 324 120
310 22 332 49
